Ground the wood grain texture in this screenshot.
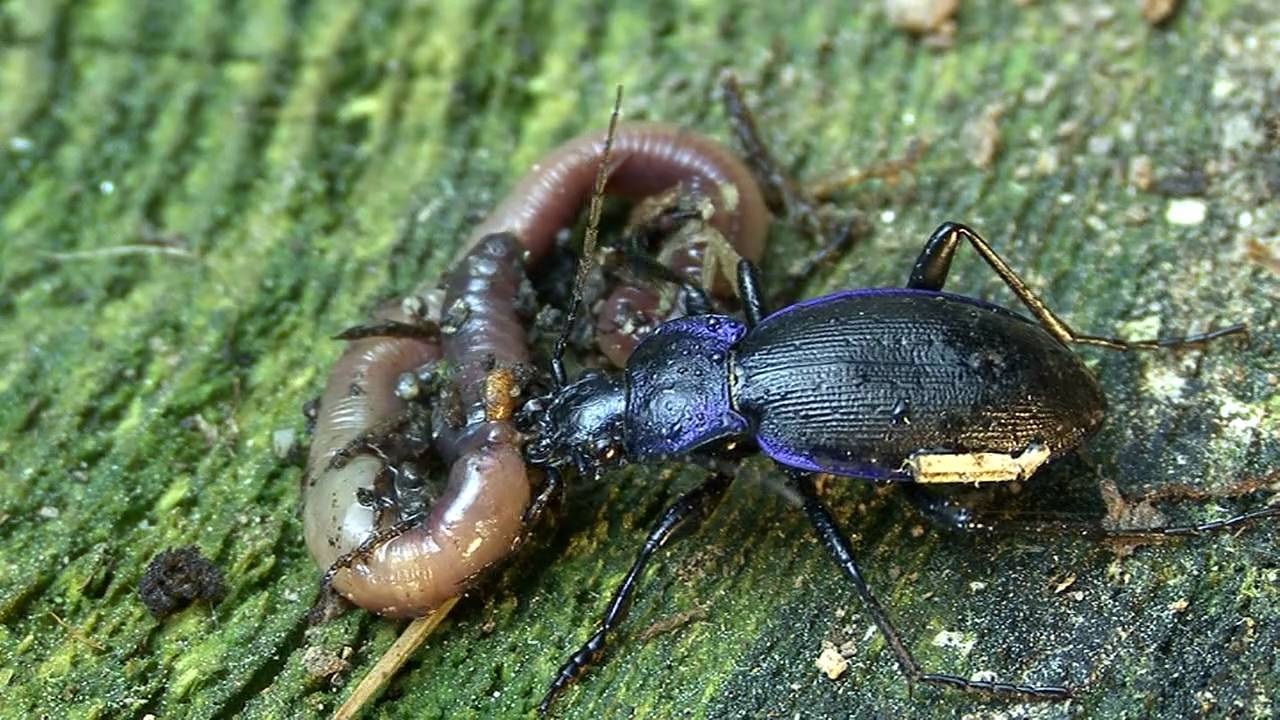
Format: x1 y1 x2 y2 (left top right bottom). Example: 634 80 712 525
1 1 1277 718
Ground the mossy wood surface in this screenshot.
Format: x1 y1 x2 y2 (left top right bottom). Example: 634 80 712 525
1 2 1277 718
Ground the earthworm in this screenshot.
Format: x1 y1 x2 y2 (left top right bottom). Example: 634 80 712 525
303 236 537 617
303 123 769 617
433 233 534 463
302 294 443 579
470 122 768 365
469 122 767 265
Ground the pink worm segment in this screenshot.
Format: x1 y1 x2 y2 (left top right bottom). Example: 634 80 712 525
468 121 767 263
304 123 768 616
303 300 439 570
473 123 767 365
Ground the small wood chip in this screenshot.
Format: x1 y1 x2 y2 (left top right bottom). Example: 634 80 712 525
815 640 849 680
962 104 1006 169
885 0 959 35
301 646 350 679
1054 574 1078 594
1140 0 1178 25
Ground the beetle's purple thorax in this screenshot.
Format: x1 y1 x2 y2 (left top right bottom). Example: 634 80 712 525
623 315 748 459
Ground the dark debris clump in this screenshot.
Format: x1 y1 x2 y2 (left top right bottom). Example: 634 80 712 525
138 546 226 619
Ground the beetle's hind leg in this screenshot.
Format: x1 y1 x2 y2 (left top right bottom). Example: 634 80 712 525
789 473 1072 701
908 222 1247 351
904 484 1279 540
537 470 734 714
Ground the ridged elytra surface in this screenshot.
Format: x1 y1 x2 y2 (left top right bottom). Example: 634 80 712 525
734 290 1104 477
1 2 1278 720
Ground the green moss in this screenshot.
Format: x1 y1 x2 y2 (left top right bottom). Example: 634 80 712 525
1 1 1277 719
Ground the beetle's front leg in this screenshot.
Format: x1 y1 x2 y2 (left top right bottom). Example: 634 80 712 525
538 469 734 714
788 472 1072 701
306 514 424 623
720 72 871 307
735 258 768 328
601 234 719 319
520 465 563 527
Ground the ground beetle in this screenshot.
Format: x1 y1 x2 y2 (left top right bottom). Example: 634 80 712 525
521 211 1275 711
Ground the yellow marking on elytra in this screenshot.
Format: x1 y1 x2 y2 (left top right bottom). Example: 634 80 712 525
905 443 1051 486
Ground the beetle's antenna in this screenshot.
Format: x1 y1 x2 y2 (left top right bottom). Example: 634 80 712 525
551 85 623 388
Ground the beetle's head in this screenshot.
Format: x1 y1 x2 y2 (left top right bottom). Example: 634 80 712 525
518 370 626 476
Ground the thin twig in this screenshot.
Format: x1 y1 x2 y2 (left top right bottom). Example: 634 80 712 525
48 611 106 652
43 244 201 263
806 137 929 200
331 597 459 720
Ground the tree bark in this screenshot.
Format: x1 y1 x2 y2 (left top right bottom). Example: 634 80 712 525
1 1 1276 718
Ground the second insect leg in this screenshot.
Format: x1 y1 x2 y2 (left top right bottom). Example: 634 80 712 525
538 470 734 713
790 473 1071 700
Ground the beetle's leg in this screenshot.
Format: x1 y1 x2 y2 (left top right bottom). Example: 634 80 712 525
611 245 686 285
322 406 433 472
736 259 768 327
538 470 734 714
790 473 1071 701
322 358 445 471
617 191 707 254
722 70 850 254
721 72 809 221
307 514 423 623
681 285 713 316
606 241 717 317
318 516 422 589
616 242 716 316
485 467 565 568
720 72 870 307
324 426 397 471
333 319 440 342
905 222 960 291
521 466 563 526
772 215 869 304
911 222 1247 349
905 485 1279 539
